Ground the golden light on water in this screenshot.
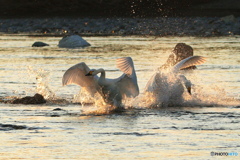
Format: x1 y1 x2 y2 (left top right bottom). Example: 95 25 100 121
0 35 239 159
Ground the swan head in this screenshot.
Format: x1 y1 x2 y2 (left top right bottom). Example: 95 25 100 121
85 69 97 76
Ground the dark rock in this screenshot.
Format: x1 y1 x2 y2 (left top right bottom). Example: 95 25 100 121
50 115 60 117
53 108 63 111
32 41 49 47
160 43 196 70
12 93 46 104
0 123 27 130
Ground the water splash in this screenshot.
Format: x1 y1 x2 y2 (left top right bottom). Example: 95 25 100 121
22 66 239 114
136 71 187 108
72 87 95 104
81 96 119 115
69 69 240 115
71 89 119 114
133 71 239 108
27 66 56 100
185 84 240 107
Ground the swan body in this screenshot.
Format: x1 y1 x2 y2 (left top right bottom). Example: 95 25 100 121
144 56 206 107
62 57 139 108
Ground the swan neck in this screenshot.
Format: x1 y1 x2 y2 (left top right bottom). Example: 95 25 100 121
97 68 106 82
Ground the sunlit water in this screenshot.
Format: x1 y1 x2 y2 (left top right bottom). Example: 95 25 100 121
0 34 240 159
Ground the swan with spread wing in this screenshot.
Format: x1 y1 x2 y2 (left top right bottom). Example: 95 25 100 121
62 57 139 108
144 56 206 107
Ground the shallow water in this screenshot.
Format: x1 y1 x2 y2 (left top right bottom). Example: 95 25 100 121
0 34 240 159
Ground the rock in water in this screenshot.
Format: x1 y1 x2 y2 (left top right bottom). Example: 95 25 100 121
58 35 90 48
0 123 28 131
12 93 46 104
160 43 196 70
32 41 49 47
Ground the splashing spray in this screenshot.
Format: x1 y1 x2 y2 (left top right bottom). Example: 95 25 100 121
28 66 56 100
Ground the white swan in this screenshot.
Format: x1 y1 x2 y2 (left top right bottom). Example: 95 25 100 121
62 57 139 109
144 56 206 107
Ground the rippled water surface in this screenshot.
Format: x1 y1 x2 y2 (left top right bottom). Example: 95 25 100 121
0 34 240 159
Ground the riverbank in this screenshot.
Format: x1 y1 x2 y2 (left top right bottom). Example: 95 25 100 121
0 16 239 36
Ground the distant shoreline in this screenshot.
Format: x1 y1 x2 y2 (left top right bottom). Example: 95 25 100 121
0 17 239 37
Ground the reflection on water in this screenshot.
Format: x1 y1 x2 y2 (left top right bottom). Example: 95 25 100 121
0 34 239 159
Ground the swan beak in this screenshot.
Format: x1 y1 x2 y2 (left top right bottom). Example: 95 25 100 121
85 73 91 76
187 86 191 95
85 71 93 76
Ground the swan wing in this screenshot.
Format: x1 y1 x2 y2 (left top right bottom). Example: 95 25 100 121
116 57 139 97
116 74 139 98
62 62 99 95
144 72 159 92
173 56 206 72
116 57 135 77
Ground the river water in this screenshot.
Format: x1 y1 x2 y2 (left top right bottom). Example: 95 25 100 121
0 34 239 159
